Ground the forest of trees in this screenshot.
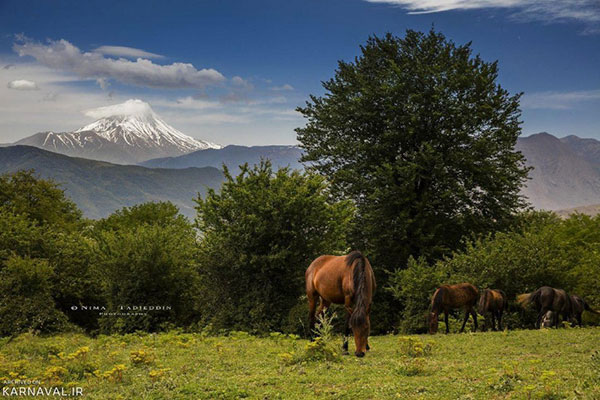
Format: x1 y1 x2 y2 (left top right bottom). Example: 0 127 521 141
1 30 598 337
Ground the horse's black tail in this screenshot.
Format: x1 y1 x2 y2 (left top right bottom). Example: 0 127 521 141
584 300 600 315
347 251 368 329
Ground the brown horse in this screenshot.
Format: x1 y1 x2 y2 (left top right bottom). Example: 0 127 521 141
517 286 572 328
569 294 600 327
428 283 479 334
305 251 376 357
478 289 507 331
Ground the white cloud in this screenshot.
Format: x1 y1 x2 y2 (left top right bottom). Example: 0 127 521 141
0 60 300 146
173 96 221 110
365 0 600 32
521 89 600 109
13 37 226 89
93 45 164 59
83 99 154 119
270 84 294 91
7 79 38 90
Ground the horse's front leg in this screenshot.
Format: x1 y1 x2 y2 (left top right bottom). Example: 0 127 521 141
491 312 496 331
342 296 352 354
307 295 317 340
444 311 450 334
366 315 371 351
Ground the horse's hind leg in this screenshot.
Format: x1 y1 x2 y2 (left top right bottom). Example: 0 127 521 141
307 292 318 339
460 309 470 333
536 308 548 329
497 311 503 331
490 312 496 331
316 298 330 321
470 307 478 332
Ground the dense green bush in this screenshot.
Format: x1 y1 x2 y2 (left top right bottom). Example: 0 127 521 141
0 208 45 262
389 212 600 332
194 161 353 333
93 202 199 334
0 255 69 335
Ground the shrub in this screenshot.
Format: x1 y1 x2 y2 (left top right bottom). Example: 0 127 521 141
395 359 426 376
397 336 433 358
0 256 69 335
130 349 156 365
389 212 600 332
195 161 353 333
94 204 199 334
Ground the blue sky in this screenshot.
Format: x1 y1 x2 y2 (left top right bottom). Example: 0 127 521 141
0 0 599 145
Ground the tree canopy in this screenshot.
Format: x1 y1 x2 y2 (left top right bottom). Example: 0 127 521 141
297 30 529 271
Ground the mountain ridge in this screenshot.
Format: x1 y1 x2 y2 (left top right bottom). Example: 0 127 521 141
516 132 600 210
15 99 219 165
140 144 305 174
0 145 224 219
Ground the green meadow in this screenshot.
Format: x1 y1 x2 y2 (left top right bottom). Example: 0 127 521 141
1 327 599 399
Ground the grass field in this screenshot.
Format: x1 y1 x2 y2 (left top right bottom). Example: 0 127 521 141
1 327 599 399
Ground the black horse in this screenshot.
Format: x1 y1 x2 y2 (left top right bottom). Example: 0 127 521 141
570 294 600 327
517 286 572 328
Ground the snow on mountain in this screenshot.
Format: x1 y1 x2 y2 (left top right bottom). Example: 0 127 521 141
15 99 220 164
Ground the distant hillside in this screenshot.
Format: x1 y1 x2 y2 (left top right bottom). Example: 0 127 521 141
516 133 600 210
554 204 600 218
140 145 304 174
0 146 224 219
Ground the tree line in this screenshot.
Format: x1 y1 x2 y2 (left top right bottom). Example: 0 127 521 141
1 29 597 336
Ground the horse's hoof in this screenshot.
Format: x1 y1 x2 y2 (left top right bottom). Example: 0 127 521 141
355 351 365 358
342 350 349 356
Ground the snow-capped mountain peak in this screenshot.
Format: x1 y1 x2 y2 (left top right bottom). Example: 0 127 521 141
76 99 220 152
16 99 220 164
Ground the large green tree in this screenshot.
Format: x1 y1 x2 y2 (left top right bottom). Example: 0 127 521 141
194 161 353 333
297 30 529 272
0 170 82 230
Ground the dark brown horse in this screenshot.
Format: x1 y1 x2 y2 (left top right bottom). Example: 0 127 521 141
428 283 479 334
517 286 572 328
478 289 507 331
569 294 600 327
305 251 376 357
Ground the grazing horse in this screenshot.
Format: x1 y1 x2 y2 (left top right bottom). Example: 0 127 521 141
570 294 600 327
305 251 376 357
428 283 479 334
478 289 507 331
517 286 572 328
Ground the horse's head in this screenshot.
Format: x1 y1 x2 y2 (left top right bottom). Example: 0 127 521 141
428 312 439 334
352 316 369 357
